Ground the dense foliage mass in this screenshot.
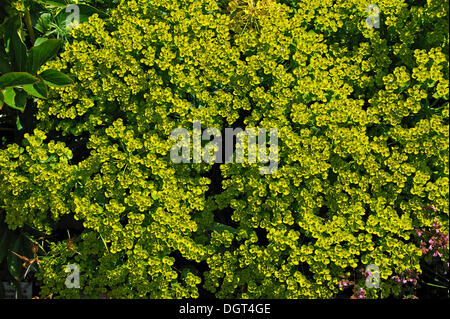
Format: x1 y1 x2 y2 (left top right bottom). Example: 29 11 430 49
0 0 448 298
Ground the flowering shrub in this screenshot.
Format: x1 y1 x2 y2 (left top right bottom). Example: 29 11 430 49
0 0 448 299
417 217 449 259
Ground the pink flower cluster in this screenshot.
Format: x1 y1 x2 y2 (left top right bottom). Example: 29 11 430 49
338 275 353 289
350 288 366 299
416 218 449 258
390 268 420 286
361 268 372 278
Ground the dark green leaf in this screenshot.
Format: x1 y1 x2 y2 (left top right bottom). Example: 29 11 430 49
0 72 39 89
2 88 27 112
6 17 27 72
15 90 27 111
0 229 10 264
39 69 74 87
34 13 52 34
23 79 48 99
0 56 11 74
55 4 108 28
27 39 62 74
7 235 23 281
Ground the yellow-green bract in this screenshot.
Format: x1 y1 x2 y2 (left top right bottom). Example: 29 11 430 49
0 0 448 299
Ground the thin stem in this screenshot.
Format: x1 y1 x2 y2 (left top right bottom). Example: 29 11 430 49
422 281 448 289
23 9 36 44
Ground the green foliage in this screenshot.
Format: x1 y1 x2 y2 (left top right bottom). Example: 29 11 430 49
0 17 74 104
0 0 449 299
0 215 36 289
33 1 109 40
0 3 75 135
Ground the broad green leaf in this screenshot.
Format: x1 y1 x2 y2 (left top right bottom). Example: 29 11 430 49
27 39 62 74
6 17 27 72
39 69 74 87
0 56 11 74
14 90 28 111
7 234 23 281
34 13 52 34
0 72 39 89
55 4 108 28
23 79 48 99
2 88 15 108
2 88 27 112
10 33 27 71
0 229 10 264
33 37 47 47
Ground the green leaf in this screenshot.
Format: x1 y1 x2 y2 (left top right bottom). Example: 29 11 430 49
6 17 27 72
39 69 74 87
0 72 40 89
34 13 52 34
55 4 108 28
38 0 68 7
0 56 11 74
14 90 27 111
2 88 16 108
0 90 4 110
7 234 23 281
33 37 47 47
0 229 11 264
2 88 28 112
23 79 48 99
16 116 23 130
27 39 62 74
209 222 238 234
432 92 442 99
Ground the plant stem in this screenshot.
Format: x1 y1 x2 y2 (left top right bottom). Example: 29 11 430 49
23 9 36 44
423 281 448 289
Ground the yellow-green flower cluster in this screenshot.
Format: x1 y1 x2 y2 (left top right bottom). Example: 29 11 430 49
0 129 76 233
0 0 448 299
